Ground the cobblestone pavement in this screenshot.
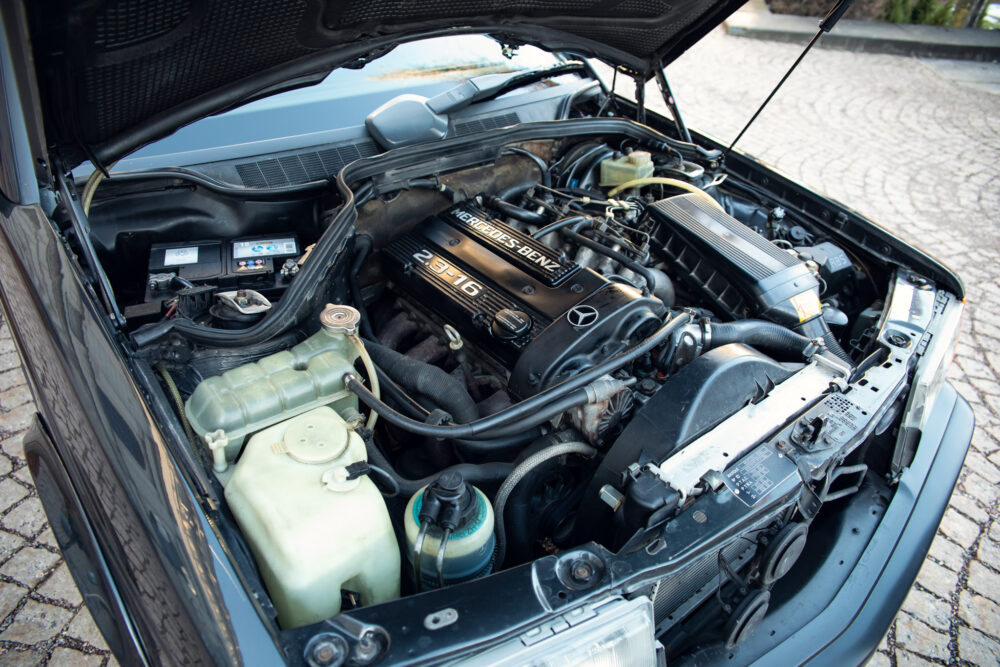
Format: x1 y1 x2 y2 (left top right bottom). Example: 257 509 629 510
0 26 998 666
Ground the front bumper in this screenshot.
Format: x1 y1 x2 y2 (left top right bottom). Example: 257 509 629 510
686 380 973 665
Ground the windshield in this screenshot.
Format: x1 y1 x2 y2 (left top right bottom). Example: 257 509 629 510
87 36 563 175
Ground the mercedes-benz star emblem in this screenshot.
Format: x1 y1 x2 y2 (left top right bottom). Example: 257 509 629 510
567 305 600 328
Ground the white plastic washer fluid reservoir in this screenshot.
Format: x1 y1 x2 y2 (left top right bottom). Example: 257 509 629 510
224 406 400 628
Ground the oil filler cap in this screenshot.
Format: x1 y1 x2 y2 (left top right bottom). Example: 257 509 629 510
491 309 532 340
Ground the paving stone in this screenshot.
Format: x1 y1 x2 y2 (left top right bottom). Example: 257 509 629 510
958 590 1000 638
37 562 83 606
35 527 58 550
0 546 60 587
976 537 1000 571
0 581 27 622
958 625 1000 666
0 497 48 537
1 432 26 460
963 472 1000 508
916 559 960 599
0 367 27 392
48 647 105 667
967 561 1000 604
0 384 33 411
939 507 982 549
965 450 1000 484
894 613 950 661
865 651 891 667
901 587 951 632
0 351 22 374
0 528 24 561
0 403 36 437
0 453 12 476
66 606 110 651
0 648 46 667
0 599 73 643
947 492 989 524
0 477 29 513
894 651 938 667
928 534 967 572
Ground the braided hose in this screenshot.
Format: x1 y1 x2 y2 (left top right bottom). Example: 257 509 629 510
493 441 597 568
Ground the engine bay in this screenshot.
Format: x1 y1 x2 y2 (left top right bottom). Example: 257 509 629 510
77 119 943 657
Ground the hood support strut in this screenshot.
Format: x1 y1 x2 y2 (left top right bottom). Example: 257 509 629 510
655 67 692 144
56 171 125 328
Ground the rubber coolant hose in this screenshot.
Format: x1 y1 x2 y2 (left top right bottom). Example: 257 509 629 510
707 320 814 358
347 381 592 440
344 312 693 439
363 341 479 424
364 439 513 497
482 195 547 224
349 235 378 341
493 441 597 568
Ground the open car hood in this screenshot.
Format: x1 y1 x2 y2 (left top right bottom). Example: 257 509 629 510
20 0 746 170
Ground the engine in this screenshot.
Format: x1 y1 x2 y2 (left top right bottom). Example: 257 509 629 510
381 200 665 397
131 135 875 649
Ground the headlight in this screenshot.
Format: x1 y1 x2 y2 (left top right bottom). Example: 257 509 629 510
460 597 659 667
903 292 964 431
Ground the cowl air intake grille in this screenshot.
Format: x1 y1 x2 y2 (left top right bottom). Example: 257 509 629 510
235 139 379 188
453 112 520 137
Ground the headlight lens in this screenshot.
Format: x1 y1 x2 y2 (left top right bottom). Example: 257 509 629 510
904 293 964 431
461 597 658 667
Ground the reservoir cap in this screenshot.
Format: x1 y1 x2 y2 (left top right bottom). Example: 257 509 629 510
283 411 349 464
320 304 361 335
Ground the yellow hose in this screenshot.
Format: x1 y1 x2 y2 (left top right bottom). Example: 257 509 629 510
349 334 381 431
81 169 105 216
606 177 724 212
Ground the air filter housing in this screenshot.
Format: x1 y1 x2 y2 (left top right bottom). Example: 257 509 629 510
646 194 822 328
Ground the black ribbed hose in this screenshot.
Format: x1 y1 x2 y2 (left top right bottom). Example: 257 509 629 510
364 341 479 424
365 441 513 497
349 235 377 341
707 320 814 358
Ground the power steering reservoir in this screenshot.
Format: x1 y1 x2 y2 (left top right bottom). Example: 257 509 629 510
404 472 495 590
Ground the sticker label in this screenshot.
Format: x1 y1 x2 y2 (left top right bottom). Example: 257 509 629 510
723 443 798 507
232 238 298 259
790 291 822 322
163 246 198 266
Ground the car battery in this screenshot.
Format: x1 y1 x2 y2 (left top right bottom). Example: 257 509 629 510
148 240 225 283
143 235 300 318
227 236 300 281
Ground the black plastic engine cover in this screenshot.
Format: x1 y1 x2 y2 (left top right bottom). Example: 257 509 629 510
382 202 607 366
576 344 795 548
508 282 665 397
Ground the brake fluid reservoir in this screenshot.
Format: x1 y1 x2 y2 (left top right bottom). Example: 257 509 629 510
404 473 494 589
599 151 654 187
224 406 400 628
